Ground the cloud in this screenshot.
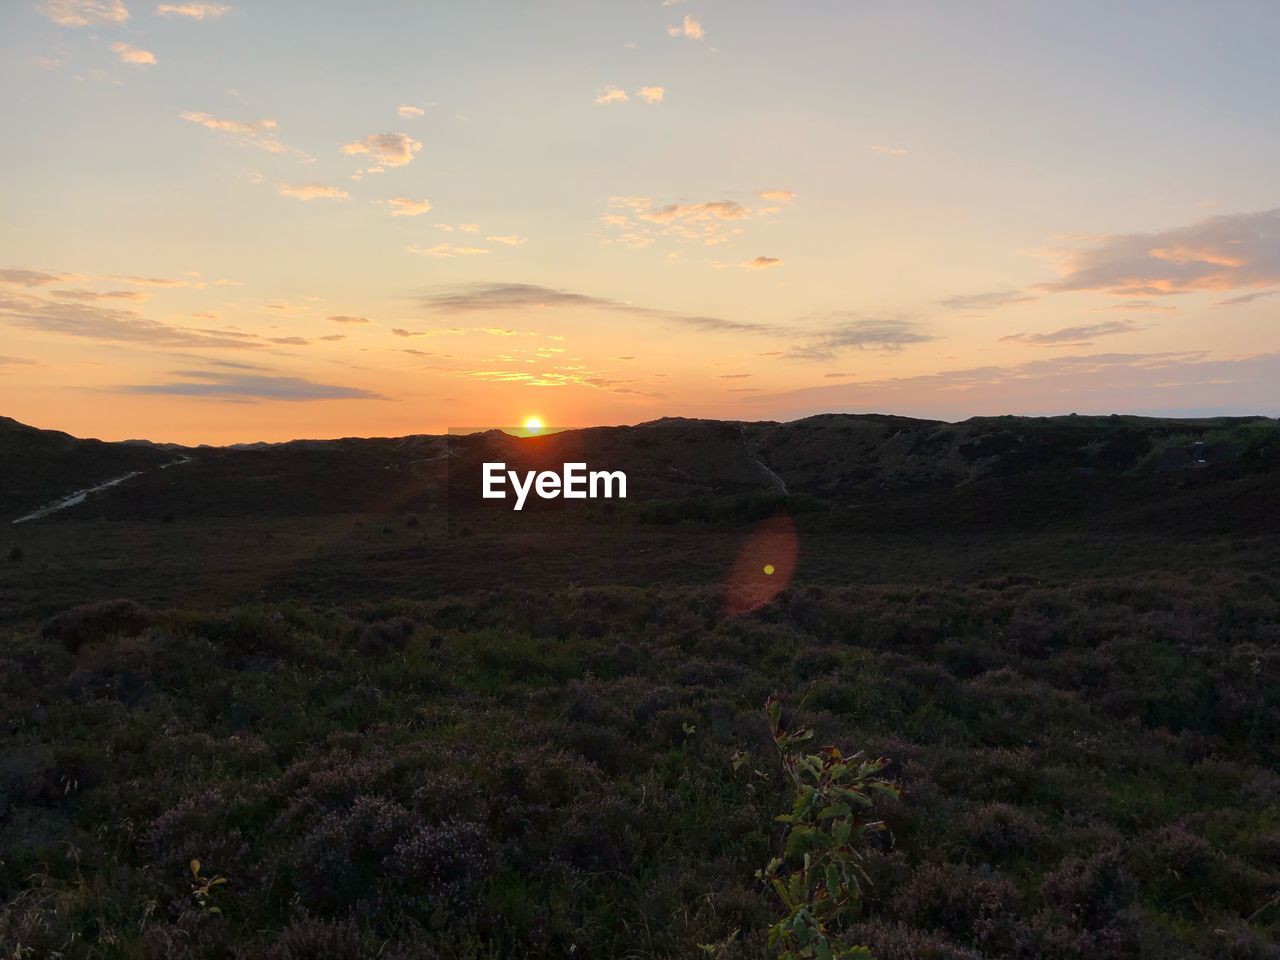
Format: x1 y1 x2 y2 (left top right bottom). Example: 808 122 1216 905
871 144 908 157
51 288 150 302
317 334 346 341
486 235 527 246
638 86 665 104
328 315 369 325
769 351 1280 420
758 190 795 204
155 2 229 17
397 104 425 118
594 86 629 105
1001 319 1141 347
121 370 381 400
744 256 782 270
407 243 490 257
1039 207 1280 296
385 197 432 217
110 274 206 288
266 336 309 346
719 373 751 379
341 132 422 168
786 314 935 361
1103 299 1177 312
40 0 129 26
667 14 704 39
0 356 37 370
1215 289 1277 307
419 281 774 335
605 196 770 247
180 111 285 153
0 268 77 286
639 200 752 224
0 292 257 348
940 290 1038 311
278 182 350 201
111 41 156 65
417 282 936 359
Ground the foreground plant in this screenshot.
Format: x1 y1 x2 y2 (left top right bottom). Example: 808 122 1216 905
758 696 898 960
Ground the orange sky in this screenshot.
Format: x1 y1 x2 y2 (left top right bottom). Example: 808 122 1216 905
2 1 1278 443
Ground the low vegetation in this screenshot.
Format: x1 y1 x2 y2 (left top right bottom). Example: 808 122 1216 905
2 572 1277 958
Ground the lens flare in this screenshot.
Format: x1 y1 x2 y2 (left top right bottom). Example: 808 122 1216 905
726 514 798 615
523 416 544 434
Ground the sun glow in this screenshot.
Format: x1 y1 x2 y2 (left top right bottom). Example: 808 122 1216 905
523 416 545 434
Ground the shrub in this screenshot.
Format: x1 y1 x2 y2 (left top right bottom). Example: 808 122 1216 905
890 863 1018 948
356 615 416 654
40 598 152 653
250 918 365 960
1040 848 1135 930
757 696 898 960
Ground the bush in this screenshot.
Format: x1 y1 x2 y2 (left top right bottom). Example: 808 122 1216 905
40 598 152 653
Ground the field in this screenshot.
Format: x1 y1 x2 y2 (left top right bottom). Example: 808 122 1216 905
1 415 1278 958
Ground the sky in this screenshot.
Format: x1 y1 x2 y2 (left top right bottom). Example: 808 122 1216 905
1 0 1278 444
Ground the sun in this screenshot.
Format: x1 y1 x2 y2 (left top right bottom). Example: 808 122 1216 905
523 416 544 435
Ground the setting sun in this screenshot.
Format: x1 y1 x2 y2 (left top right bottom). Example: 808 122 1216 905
523 416 545 434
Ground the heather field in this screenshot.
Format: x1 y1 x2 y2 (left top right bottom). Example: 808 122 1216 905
2 572 1277 958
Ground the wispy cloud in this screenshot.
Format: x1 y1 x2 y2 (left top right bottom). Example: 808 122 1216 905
594 86 629 105
417 282 927 363
667 14 704 39
155 2 229 18
407 243 490 257
120 370 381 400
758 189 795 204
744 256 782 270
341 132 422 171
180 111 286 153
638 86 665 104
0 268 79 287
486 235 527 246
40 0 129 26
1215 289 1277 307
278 182 350 201
397 104 424 118
604 195 779 248
417 282 770 334
0 292 258 348
1001 319 1140 347
1039 207 1280 296
870 144 908 157
785 314 935 361
386 197 432 217
328 315 369 325
0 356 38 370
940 290 1038 311
52 288 150 302
111 41 156 65
1103 299 1177 312
769 351 1280 420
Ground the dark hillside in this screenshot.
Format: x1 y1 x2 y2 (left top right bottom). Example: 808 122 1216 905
0 416 175 521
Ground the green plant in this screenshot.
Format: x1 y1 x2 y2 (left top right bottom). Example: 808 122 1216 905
758 697 898 960
189 859 227 914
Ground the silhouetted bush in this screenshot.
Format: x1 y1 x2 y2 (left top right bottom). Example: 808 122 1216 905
40 598 151 653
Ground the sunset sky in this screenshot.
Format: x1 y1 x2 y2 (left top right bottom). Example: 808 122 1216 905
2 1 1278 444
